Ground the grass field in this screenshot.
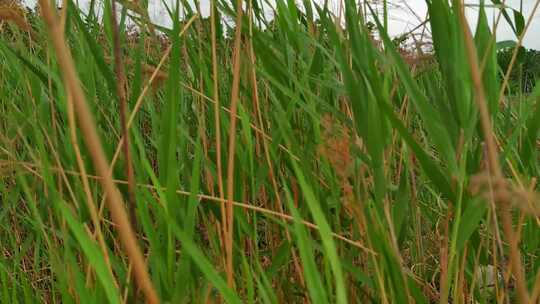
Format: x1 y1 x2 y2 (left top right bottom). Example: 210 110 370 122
1 0 539 303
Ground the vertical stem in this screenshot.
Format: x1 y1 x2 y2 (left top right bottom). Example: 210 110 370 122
246 0 306 291
225 0 244 287
456 1 529 302
210 0 227 267
38 1 158 302
110 0 138 228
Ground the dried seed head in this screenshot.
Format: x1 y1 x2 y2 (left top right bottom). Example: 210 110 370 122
469 172 539 216
0 6 31 32
318 114 352 180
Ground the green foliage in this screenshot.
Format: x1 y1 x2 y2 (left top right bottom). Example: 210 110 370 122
498 45 540 93
0 0 538 303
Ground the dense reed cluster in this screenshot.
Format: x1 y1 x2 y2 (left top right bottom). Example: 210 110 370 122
1 0 539 303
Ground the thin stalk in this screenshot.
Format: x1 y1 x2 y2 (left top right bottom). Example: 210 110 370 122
224 0 244 288
246 0 306 290
66 90 118 290
110 0 137 228
102 14 198 177
210 0 227 268
37 1 159 302
455 1 529 302
3 160 375 255
97 14 198 218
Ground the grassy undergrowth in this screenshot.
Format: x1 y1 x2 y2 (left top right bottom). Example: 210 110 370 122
1 0 539 303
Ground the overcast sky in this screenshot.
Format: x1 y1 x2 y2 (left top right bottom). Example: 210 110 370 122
384 0 540 49
142 0 540 49
30 0 539 49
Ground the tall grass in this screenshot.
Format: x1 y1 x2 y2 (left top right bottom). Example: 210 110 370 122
1 0 539 303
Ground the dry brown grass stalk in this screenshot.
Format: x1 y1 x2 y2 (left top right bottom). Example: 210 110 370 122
110 0 137 228
224 0 244 288
65 90 119 290
210 0 228 275
246 1 306 290
37 0 159 302
0 159 375 254
456 1 529 302
105 15 198 176
106 48 301 165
